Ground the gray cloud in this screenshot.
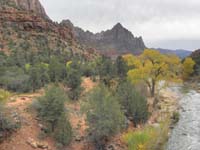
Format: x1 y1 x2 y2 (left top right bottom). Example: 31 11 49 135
40 0 200 50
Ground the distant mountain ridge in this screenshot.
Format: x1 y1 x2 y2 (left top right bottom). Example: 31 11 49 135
61 20 146 57
155 48 192 58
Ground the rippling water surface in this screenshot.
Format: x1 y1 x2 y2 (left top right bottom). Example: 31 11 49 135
167 90 200 150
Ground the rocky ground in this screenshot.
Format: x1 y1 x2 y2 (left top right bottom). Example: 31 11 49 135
151 87 180 120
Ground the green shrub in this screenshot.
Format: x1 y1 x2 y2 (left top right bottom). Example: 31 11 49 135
117 81 148 126
172 111 180 124
49 57 66 82
36 86 67 132
83 85 125 149
123 128 150 150
28 63 50 92
97 56 116 86
123 120 170 150
0 105 21 142
115 56 128 79
0 89 10 103
54 113 72 146
65 69 82 100
0 67 31 92
35 86 72 146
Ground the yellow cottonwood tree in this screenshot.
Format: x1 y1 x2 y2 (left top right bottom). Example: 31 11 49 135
182 57 195 80
124 49 182 97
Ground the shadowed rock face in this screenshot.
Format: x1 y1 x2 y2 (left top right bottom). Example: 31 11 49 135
61 20 146 57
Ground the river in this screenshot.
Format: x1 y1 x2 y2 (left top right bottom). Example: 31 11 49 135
167 89 200 150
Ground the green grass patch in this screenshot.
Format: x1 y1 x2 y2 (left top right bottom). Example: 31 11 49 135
0 89 11 103
123 119 170 150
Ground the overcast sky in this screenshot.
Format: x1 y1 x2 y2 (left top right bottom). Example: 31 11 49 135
40 0 200 51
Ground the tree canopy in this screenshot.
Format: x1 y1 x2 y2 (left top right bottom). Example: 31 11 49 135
124 49 182 97
182 57 195 80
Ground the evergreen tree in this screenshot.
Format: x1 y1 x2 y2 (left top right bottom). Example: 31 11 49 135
84 85 125 149
37 86 67 132
49 57 66 82
65 69 82 100
35 86 73 146
54 113 72 146
115 56 128 79
29 66 41 92
116 81 148 126
98 56 116 86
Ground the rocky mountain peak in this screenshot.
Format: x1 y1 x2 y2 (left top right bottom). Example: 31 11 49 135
60 19 74 29
64 20 146 57
111 23 128 34
106 23 136 41
113 22 123 29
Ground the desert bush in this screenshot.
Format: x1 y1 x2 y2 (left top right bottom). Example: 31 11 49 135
123 128 150 150
28 63 50 92
0 67 31 92
116 81 148 126
0 110 19 142
97 56 116 86
83 85 125 149
53 113 72 146
65 69 82 100
36 86 67 132
0 89 10 103
49 57 66 82
171 111 180 124
35 86 72 146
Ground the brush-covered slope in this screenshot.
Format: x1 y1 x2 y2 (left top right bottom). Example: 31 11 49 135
0 0 96 59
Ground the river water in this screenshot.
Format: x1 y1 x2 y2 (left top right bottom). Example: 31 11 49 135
167 90 200 150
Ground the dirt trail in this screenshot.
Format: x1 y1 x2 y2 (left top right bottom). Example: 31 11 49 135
81 77 97 93
67 77 97 150
0 92 56 150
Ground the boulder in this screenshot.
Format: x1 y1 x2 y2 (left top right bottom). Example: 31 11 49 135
27 138 49 149
75 135 84 142
37 141 48 149
27 138 37 149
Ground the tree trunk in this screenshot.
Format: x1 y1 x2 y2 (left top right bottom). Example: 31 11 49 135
151 80 155 97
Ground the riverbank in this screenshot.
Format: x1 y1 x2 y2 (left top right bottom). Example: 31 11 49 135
147 86 181 128
122 87 181 150
182 81 200 93
166 89 200 150
147 87 181 150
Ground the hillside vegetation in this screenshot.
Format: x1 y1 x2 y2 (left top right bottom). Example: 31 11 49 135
0 0 198 150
